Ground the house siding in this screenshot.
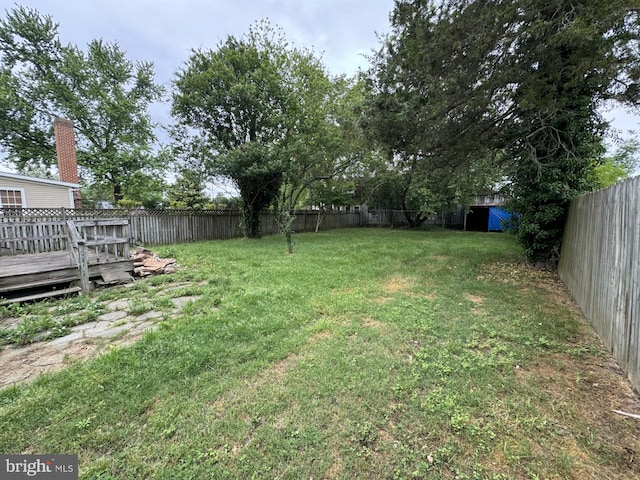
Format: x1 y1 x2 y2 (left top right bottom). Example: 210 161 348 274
0 176 74 208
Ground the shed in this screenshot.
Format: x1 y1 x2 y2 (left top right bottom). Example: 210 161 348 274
0 171 80 209
464 194 514 232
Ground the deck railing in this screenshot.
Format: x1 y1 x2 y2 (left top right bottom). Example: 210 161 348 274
1 218 131 293
65 220 89 292
74 219 130 263
0 219 70 256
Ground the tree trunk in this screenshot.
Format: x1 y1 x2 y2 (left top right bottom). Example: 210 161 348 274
315 208 325 232
281 210 295 254
242 203 261 239
113 183 123 205
401 197 417 228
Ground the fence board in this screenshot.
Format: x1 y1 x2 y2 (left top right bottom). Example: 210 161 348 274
2 207 462 247
3 207 399 248
559 175 640 391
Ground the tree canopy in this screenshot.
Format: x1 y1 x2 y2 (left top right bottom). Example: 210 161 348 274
0 5 165 203
172 22 358 237
367 0 640 265
589 138 640 190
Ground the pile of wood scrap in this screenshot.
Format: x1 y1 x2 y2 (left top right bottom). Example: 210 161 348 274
131 247 177 277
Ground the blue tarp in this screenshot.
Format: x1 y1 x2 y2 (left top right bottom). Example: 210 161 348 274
488 207 513 231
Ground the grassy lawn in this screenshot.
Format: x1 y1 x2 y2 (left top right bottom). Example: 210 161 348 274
1 228 639 479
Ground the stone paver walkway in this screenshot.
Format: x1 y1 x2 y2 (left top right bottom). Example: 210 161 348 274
0 294 202 388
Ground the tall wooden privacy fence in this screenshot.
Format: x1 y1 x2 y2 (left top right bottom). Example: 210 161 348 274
559 176 640 390
0 208 362 246
128 209 362 244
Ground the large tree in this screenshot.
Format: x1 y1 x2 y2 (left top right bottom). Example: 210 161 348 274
368 0 640 266
500 0 639 264
172 29 287 238
172 22 348 238
0 6 165 203
363 0 509 226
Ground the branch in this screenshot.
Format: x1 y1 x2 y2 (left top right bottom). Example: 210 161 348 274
613 410 640 420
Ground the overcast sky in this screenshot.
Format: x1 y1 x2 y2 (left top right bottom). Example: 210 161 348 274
5 0 640 182
16 0 395 77
12 0 396 132
5 0 398 191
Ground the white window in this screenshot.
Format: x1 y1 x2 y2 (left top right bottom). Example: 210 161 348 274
0 188 26 208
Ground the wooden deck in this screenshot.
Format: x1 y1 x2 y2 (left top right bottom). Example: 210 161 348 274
0 218 134 304
0 251 134 304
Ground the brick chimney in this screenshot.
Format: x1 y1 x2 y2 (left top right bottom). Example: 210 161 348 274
54 117 82 208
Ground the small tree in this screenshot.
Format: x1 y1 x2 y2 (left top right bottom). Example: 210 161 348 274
278 210 295 254
167 169 210 210
588 138 640 189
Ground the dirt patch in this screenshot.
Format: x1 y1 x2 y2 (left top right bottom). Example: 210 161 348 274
362 317 385 329
309 330 333 343
520 349 640 414
479 260 640 477
464 293 484 315
480 262 590 323
377 428 392 442
479 262 567 295
325 454 344 479
373 296 392 304
374 274 418 304
511 348 640 477
382 275 414 294
241 353 303 393
464 293 483 305
492 261 640 422
270 354 301 383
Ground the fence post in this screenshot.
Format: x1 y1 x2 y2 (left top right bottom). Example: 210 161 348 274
78 242 90 293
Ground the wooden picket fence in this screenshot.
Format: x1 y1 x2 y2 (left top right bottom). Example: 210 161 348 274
559 175 640 390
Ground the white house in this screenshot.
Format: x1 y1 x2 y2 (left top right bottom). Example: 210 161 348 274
0 171 80 209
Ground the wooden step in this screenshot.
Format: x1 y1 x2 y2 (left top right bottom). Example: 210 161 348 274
0 276 79 295
0 286 82 306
